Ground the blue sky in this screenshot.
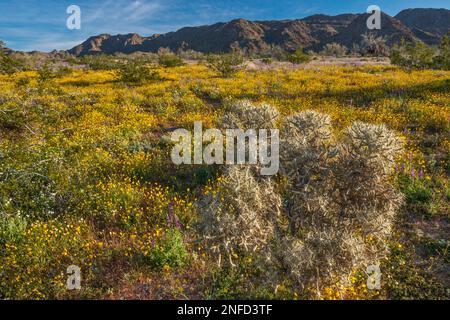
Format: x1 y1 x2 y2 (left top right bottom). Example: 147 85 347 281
1 0 449 51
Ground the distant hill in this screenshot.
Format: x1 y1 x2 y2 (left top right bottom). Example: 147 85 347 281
68 8 450 56
322 12 417 49
395 8 450 45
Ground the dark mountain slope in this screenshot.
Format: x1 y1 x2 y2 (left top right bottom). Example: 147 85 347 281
68 8 450 56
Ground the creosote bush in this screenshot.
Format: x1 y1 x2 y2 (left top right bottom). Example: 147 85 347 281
117 59 160 84
206 50 244 78
287 47 312 64
158 53 185 67
198 102 404 295
390 35 450 70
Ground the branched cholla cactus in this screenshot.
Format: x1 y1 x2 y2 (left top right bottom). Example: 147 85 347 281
222 100 279 130
280 111 336 230
198 102 403 295
198 101 282 266
198 165 282 266
280 115 403 292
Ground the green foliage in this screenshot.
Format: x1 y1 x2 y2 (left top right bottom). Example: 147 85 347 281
286 47 311 64
80 54 123 70
384 243 449 299
0 215 27 245
390 40 435 69
0 41 24 75
397 175 447 216
139 228 187 270
117 59 160 84
390 35 450 70
261 57 272 65
399 176 432 204
433 33 450 70
15 77 31 88
206 50 244 77
158 53 185 67
37 64 58 83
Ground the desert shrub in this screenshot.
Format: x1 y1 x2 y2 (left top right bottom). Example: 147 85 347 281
390 40 436 69
198 102 404 295
351 43 362 56
261 57 272 65
0 215 27 245
206 50 244 77
36 64 58 84
80 54 123 70
158 53 185 67
287 47 312 64
177 49 204 60
360 33 389 57
321 43 348 57
391 34 450 70
117 59 160 84
258 45 288 61
433 33 450 70
0 41 24 75
280 116 403 291
138 228 187 269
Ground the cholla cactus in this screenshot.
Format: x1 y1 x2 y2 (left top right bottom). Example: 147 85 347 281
280 111 336 228
198 165 282 266
279 114 403 291
198 103 403 295
198 101 282 266
222 100 279 130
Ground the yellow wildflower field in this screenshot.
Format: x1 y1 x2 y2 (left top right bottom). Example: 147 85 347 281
0 62 448 299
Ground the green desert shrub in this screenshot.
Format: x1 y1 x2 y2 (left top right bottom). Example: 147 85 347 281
158 53 185 67
0 41 24 75
390 41 433 69
80 54 123 70
0 54 23 75
198 102 404 295
432 33 450 70
287 47 311 64
391 35 450 70
206 50 244 77
36 64 59 84
117 59 160 84
139 228 187 269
